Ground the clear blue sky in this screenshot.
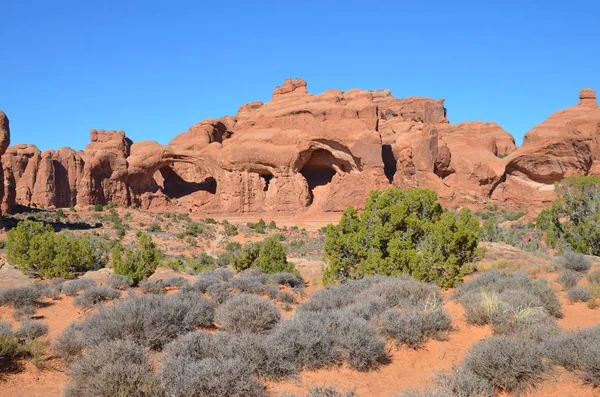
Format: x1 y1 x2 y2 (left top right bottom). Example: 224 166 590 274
2 0 599 150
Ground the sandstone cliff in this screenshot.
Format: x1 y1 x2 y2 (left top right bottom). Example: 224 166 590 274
1 81 598 214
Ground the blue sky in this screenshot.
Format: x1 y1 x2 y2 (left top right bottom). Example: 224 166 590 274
2 0 599 150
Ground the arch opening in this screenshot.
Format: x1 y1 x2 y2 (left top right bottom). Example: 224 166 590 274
259 173 273 192
154 165 216 198
299 149 338 205
382 144 397 183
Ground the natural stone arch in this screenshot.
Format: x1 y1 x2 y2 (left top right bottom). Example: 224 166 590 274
294 143 358 206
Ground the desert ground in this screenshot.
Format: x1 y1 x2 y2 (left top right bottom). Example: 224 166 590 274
0 206 599 397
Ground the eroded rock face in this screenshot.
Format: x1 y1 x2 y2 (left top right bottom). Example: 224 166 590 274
0 111 10 216
496 88 600 205
1 84 599 214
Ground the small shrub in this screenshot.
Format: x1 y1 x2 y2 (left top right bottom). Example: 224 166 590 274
333 316 388 371
284 386 356 397
463 335 544 394
587 270 600 285
146 222 162 233
268 312 337 370
54 322 87 361
381 307 451 348
139 279 165 294
216 294 281 333
457 271 562 320
111 233 161 284
58 293 215 353
108 274 133 289
401 366 493 397
64 339 160 397
557 269 581 289
185 222 204 237
544 327 600 386
270 272 304 289
15 320 49 339
223 221 239 236
567 286 591 303
62 279 96 296
206 282 231 304
0 284 44 309
555 252 592 273
537 176 600 255
73 287 120 308
159 356 266 397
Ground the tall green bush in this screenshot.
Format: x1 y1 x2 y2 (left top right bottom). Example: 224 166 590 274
231 238 296 274
323 188 481 287
111 233 162 284
537 176 600 255
7 220 99 278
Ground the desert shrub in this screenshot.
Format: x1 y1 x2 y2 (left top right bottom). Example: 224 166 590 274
185 252 215 273
269 310 388 372
184 275 221 294
537 176 600 255
462 335 544 394
159 356 265 397
381 307 451 348
212 268 233 281
64 339 161 397
73 286 120 308
111 233 161 284
268 311 337 370
299 275 440 315
333 316 388 371
14 320 49 339
185 221 205 237
456 271 562 321
222 220 239 236
323 188 481 287
62 278 96 296
402 365 494 397
544 327 600 386
588 270 600 284
232 242 262 272
557 269 581 289
555 251 592 273
54 322 87 361
216 294 281 333
277 291 297 304
0 284 45 309
7 220 99 278
0 321 47 370
247 219 267 234
108 274 134 289
160 332 270 394
57 293 214 354
217 252 233 267
206 282 231 304
283 386 356 397
567 286 591 302
256 237 296 274
270 272 304 289
162 330 294 380
230 269 269 294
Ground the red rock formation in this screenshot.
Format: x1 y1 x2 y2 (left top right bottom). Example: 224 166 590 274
494 88 600 206
0 111 10 217
1 83 598 214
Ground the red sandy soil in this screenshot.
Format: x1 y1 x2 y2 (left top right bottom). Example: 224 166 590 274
0 216 599 396
1 282 599 396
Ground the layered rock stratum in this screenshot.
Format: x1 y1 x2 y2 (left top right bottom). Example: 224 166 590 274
1 80 599 214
